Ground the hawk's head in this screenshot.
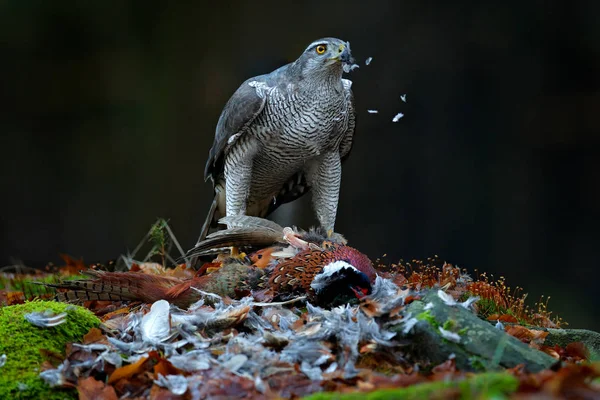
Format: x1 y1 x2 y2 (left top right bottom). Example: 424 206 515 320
297 37 355 78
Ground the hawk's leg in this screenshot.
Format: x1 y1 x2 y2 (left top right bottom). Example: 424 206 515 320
306 151 342 234
224 140 258 224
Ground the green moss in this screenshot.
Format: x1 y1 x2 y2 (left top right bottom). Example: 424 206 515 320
302 372 518 400
442 319 456 331
468 355 488 372
416 310 439 328
470 296 529 325
0 300 100 399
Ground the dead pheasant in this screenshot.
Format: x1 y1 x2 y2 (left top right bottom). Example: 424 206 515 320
270 241 377 305
46 217 377 307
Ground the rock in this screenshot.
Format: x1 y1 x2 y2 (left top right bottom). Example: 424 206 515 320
397 290 558 372
545 328 600 361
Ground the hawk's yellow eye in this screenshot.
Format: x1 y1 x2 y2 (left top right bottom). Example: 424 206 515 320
315 45 327 55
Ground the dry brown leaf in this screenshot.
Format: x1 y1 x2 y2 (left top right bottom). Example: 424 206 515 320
149 384 185 400
78 376 118 400
153 358 182 377
108 355 150 384
83 327 107 344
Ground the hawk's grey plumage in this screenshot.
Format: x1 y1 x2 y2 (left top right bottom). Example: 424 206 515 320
198 37 356 243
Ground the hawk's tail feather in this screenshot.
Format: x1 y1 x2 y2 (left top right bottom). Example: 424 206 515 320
218 215 283 232
185 227 283 259
198 194 219 244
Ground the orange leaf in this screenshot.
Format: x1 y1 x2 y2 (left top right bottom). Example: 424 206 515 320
108 355 150 384
78 376 118 400
150 383 186 400
101 307 135 322
154 359 181 377
59 254 87 275
83 328 106 344
506 325 533 341
498 314 519 323
196 262 221 277
6 291 26 305
565 342 590 361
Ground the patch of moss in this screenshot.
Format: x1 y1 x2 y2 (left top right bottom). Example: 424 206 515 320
302 372 518 399
416 310 439 328
0 300 100 399
442 319 456 331
468 355 488 372
470 296 528 325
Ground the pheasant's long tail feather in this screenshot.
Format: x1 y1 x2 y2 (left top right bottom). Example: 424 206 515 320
54 289 132 303
42 271 182 304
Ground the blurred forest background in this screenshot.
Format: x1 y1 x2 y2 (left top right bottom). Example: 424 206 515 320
1 1 598 329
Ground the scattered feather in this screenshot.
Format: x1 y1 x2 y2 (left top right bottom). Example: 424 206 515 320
141 300 172 344
39 361 69 387
460 296 480 310
367 110 378 114
392 113 404 122
155 373 188 396
401 315 419 334
401 94 407 102
439 327 461 343
0 354 6 368
437 290 457 306
365 57 373 66
222 354 248 373
437 290 479 310
343 63 360 73
24 310 68 328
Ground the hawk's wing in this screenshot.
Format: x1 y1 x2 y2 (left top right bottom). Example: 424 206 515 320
204 76 268 182
204 64 293 182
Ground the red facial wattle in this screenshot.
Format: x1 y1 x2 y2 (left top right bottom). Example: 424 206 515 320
351 286 369 299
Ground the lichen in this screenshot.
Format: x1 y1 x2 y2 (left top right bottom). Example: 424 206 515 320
0 300 100 399
302 372 518 399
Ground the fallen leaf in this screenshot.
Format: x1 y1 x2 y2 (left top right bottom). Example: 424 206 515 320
108 355 150 384
78 376 118 400
83 327 107 344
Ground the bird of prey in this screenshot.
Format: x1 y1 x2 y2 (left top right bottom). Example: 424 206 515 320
199 37 357 243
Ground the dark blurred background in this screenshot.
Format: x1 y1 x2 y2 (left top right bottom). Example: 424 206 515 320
1 1 598 329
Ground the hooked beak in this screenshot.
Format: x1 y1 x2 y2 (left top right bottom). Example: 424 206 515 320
329 42 354 65
340 44 353 64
